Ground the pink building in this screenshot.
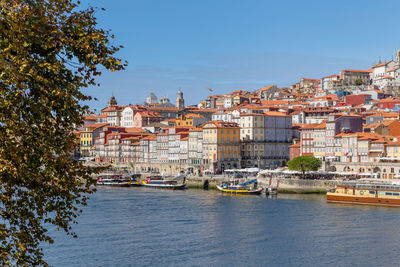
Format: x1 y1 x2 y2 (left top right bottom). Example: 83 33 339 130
133 111 163 128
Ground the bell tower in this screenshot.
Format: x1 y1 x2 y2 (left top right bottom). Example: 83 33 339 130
175 89 185 109
396 48 400 66
107 94 117 107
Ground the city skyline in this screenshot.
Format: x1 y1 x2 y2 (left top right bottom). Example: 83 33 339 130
80 0 400 111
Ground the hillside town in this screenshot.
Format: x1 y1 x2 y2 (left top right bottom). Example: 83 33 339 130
77 48 400 178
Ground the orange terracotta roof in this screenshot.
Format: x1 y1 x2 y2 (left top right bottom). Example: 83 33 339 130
342 69 372 73
184 113 205 118
289 143 301 148
83 115 97 120
125 127 146 133
85 123 109 130
321 74 339 79
141 135 157 141
203 121 239 128
264 111 289 117
189 127 203 131
373 62 389 68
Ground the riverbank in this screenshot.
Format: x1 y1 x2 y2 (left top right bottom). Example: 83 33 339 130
183 176 341 194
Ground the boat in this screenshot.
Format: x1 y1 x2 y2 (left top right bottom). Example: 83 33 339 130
97 172 141 187
265 178 279 196
216 179 263 195
97 177 132 187
265 187 278 195
141 174 187 190
326 180 400 207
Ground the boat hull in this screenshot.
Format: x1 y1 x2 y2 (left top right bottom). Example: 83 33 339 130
327 193 400 207
97 183 132 187
216 185 263 195
142 182 186 190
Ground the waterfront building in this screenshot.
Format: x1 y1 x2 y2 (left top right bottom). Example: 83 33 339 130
289 142 301 160
386 137 400 161
80 123 109 157
149 136 158 164
179 136 189 166
202 121 240 172
94 126 126 162
188 128 203 169
239 112 292 168
312 122 326 161
156 131 169 163
167 128 189 164
139 135 154 163
325 114 363 160
300 124 318 156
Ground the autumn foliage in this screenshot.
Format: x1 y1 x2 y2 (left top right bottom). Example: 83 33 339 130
0 0 126 265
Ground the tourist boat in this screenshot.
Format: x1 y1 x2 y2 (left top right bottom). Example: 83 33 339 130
216 179 263 195
97 173 141 187
326 181 400 206
97 177 132 187
141 174 187 190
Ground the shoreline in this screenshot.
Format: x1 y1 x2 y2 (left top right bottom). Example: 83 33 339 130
184 176 336 194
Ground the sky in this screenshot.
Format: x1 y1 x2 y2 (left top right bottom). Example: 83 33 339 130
79 0 400 112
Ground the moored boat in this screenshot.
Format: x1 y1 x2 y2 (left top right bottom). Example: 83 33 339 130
97 177 132 187
216 179 263 195
141 174 186 190
97 172 141 187
327 181 400 207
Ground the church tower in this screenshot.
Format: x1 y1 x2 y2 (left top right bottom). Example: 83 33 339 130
396 48 400 66
107 94 117 107
175 89 185 109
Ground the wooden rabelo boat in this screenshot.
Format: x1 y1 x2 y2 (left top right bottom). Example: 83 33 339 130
141 174 186 190
327 181 400 207
216 179 263 195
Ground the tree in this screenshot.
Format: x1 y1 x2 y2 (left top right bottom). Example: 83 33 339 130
287 156 322 177
0 1 126 265
354 78 363 86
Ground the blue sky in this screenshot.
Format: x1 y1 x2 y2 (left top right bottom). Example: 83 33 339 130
80 0 400 112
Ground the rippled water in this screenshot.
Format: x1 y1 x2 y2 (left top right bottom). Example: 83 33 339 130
44 188 400 266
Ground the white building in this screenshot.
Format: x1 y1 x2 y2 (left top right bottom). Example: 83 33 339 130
239 112 293 168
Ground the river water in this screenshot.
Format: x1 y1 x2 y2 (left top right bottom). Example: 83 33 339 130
44 187 400 266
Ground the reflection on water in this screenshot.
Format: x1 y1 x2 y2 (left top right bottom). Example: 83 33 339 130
44 188 400 266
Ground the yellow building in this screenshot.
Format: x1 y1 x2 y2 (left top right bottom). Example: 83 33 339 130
176 113 207 127
202 121 240 172
80 123 108 157
386 138 400 159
